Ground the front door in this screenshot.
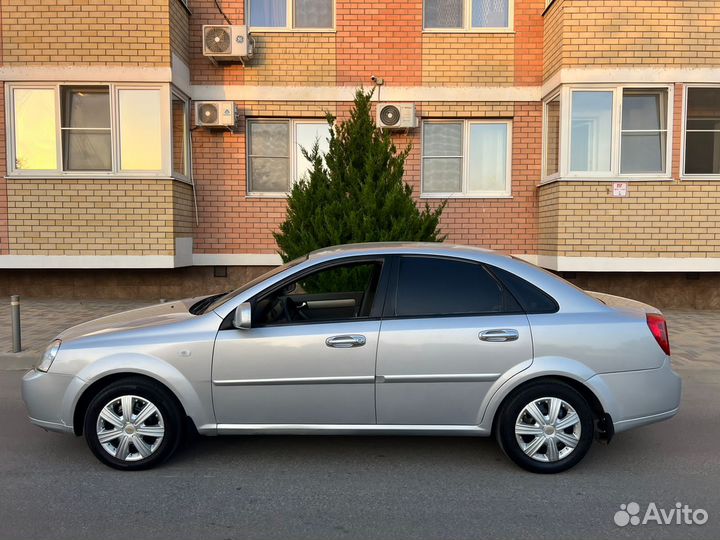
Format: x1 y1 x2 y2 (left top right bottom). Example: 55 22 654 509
376 256 533 425
212 257 388 425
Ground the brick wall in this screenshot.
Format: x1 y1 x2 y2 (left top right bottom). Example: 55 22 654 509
189 1 544 87
539 181 720 258
5 179 190 256
0 0 171 66
336 0 422 86
422 34 515 86
192 100 541 256
543 0 720 77
170 0 191 65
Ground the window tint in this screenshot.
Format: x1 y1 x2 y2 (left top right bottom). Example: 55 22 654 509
490 266 559 314
61 86 111 171
254 261 383 326
395 257 520 317
685 87 720 175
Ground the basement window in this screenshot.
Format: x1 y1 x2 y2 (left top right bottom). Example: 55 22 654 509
423 0 512 31
248 0 334 30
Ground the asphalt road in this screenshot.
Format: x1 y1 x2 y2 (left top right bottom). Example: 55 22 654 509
0 366 718 540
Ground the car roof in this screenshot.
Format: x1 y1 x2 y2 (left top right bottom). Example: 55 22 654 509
308 242 500 262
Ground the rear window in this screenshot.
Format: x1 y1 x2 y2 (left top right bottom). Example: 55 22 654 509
489 266 559 314
394 256 521 317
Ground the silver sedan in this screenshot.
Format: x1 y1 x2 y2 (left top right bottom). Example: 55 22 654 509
21 243 681 473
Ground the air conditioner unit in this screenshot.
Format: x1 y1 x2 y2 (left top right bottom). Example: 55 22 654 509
202 25 253 62
376 103 418 129
195 101 236 128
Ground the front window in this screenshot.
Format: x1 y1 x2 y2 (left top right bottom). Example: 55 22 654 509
9 84 167 175
253 260 383 325
684 87 720 176
422 120 511 197
247 119 331 194
569 90 613 173
60 86 111 171
620 90 668 174
544 85 671 180
424 0 511 30
249 0 334 29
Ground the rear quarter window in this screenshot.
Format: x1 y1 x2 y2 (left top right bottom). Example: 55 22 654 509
489 266 559 314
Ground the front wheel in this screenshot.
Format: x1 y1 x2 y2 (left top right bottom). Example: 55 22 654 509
83 377 183 470
495 381 595 474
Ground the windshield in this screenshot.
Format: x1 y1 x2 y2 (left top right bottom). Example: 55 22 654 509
200 255 307 314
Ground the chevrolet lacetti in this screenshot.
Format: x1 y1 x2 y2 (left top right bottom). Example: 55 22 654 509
21 243 682 473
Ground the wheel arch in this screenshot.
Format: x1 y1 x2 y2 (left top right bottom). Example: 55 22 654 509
72 372 190 436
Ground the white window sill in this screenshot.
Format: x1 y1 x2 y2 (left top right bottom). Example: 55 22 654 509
246 193 289 199
5 174 189 183
420 193 513 199
249 28 336 34
540 176 673 185
679 175 720 181
422 28 514 35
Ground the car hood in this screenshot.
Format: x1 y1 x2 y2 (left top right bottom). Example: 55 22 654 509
56 297 204 343
585 291 662 315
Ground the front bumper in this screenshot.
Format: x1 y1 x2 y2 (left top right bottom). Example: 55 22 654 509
587 357 682 434
21 369 76 434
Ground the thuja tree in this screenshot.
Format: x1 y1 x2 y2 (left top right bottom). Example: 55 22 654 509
274 89 445 272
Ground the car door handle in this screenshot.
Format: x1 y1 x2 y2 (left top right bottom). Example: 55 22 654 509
325 335 367 348
479 329 519 342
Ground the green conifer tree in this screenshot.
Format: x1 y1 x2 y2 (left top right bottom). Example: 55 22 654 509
274 89 445 262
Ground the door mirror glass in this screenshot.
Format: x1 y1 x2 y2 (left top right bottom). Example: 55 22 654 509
233 302 252 329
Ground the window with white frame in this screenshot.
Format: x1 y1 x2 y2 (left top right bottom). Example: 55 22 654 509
247 119 331 194
544 86 671 180
424 0 511 30
9 84 167 175
422 120 511 197
171 93 191 179
248 0 334 29
684 87 720 176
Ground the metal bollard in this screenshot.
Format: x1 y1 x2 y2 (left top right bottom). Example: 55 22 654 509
11 295 21 353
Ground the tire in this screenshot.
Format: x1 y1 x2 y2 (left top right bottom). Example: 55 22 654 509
83 377 183 471
495 381 594 474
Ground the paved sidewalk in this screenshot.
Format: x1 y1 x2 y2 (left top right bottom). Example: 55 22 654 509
1 297 719 370
0 298 152 369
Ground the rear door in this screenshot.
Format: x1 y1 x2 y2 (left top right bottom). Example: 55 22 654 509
375 256 533 425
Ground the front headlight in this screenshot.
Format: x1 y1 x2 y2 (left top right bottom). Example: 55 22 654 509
37 339 62 372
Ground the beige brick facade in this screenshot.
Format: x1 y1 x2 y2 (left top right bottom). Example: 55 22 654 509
539 181 720 258
0 0 171 66
544 0 720 77
5 179 192 256
170 0 191 66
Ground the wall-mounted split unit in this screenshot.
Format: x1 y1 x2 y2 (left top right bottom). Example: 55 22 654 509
376 103 418 129
195 101 236 128
202 25 253 63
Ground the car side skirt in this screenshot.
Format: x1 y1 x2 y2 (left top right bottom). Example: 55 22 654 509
201 424 492 436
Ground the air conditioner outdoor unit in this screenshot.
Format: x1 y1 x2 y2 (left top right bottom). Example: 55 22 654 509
195 101 236 128
202 25 253 62
376 103 418 129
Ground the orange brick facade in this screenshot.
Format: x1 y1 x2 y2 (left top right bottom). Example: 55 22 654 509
2 0 720 303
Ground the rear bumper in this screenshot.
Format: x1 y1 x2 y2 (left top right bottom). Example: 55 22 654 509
587 357 681 434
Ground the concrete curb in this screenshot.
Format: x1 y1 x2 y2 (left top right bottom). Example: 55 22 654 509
0 351 37 371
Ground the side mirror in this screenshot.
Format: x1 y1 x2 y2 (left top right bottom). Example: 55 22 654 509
232 302 252 330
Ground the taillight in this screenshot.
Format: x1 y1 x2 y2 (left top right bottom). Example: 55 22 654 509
646 313 670 356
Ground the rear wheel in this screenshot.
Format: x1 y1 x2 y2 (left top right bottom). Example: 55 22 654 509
83 378 182 470
496 381 594 474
